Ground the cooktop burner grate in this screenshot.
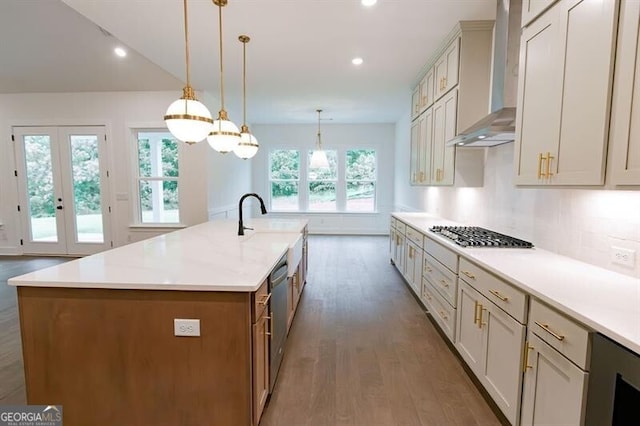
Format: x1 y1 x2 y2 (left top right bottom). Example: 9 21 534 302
429 226 534 248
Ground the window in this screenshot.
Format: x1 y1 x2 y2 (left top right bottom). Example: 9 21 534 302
269 148 377 212
270 150 300 211
135 130 179 224
346 149 376 212
308 150 337 211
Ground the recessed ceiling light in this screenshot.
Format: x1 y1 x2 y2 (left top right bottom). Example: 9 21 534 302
361 0 377 6
352 57 364 65
478 135 486 139
114 47 127 58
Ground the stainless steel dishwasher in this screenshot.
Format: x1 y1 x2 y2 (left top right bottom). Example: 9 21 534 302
268 254 288 392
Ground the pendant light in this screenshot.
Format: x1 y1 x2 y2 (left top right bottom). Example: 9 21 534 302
164 0 213 144
233 35 259 159
207 0 241 153
310 109 330 169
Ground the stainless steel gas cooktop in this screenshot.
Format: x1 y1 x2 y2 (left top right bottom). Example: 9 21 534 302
429 226 534 248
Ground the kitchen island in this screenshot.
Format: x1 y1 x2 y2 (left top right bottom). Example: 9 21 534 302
8 218 308 426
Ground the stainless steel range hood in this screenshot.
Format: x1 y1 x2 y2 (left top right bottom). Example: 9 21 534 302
448 0 522 147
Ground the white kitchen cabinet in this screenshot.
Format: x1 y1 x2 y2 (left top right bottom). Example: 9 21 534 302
434 37 460 100
408 21 492 187
404 239 423 296
609 0 640 185
410 119 420 185
431 89 457 186
520 332 589 426
521 0 558 27
411 86 420 121
456 278 526 425
390 228 405 273
514 0 618 186
410 108 433 186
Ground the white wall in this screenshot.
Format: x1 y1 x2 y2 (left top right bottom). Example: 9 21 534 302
394 139 640 278
251 123 395 234
0 91 250 254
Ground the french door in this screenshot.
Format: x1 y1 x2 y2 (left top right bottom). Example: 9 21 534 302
14 126 112 256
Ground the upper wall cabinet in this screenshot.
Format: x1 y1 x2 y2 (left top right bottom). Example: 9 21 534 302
514 0 618 186
521 0 558 27
609 0 640 186
411 86 421 121
410 21 493 187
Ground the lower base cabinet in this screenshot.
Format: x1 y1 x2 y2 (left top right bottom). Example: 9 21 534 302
252 311 270 425
455 280 525 425
520 332 589 425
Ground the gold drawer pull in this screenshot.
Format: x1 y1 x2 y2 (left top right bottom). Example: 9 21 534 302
258 293 272 305
439 310 448 320
535 321 565 341
479 306 487 328
523 344 534 372
537 153 544 178
439 279 449 288
461 270 475 280
489 289 509 302
546 152 554 177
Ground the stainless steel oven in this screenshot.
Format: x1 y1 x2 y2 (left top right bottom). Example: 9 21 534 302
268 254 288 392
585 333 640 425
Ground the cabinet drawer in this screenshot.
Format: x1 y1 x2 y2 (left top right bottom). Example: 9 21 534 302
396 221 407 235
459 258 527 324
422 279 456 342
252 279 270 322
423 253 457 307
390 217 397 229
425 237 458 273
405 226 424 249
529 298 591 369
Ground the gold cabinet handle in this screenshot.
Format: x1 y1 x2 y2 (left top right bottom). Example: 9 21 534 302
419 171 425 182
439 310 448 321
546 152 554 177
537 153 544 178
439 279 449 288
489 289 509 302
473 300 480 325
258 293 272 306
534 321 565 341
523 344 534 372
408 246 413 259
479 307 487 328
442 76 447 89
264 315 272 336
425 265 433 273
461 270 475 280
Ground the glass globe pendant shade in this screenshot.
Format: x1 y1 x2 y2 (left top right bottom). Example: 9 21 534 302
164 88 213 144
207 110 241 153
310 149 329 169
234 126 259 159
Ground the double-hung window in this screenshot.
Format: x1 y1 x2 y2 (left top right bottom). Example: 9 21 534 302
269 150 300 211
135 130 180 224
346 149 376 211
308 150 337 211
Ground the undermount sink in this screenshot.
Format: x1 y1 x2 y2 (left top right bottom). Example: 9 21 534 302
238 230 302 278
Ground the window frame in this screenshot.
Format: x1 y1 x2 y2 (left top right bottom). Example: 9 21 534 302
268 149 301 212
345 148 377 212
132 129 181 226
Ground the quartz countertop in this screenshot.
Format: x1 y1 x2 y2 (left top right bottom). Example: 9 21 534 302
8 219 308 292
392 212 640 355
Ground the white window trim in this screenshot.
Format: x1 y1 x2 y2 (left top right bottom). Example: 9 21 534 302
131 128 184 227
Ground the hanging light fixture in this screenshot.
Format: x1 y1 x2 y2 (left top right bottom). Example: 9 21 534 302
207 0 241 153
164 0 213 144
233 35 259 160
310 109 330 169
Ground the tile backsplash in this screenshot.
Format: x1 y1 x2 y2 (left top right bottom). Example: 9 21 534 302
416 143 640 278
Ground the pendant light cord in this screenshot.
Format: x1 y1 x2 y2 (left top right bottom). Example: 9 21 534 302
317 109 322 149
242 37 247 125
218 3 225 110
183 0 191 89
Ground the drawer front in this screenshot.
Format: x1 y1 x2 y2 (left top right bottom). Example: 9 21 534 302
396 221 407 235
390 217 397 229
529 298 591 369
253 279 270 322
459 258 527 324
405 226 424 249
422 279 455 342
425 237 458 273
423 253 457 307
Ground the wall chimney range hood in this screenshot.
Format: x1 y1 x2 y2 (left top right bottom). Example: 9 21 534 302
448 0 522 147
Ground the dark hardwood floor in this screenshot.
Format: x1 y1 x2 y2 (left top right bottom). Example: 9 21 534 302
0 237 501 425
261 235 501 426
0 256 73 404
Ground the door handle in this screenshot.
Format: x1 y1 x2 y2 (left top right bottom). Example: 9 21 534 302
56 205 63 210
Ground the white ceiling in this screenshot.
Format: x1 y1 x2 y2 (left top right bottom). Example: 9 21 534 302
2 0 497 124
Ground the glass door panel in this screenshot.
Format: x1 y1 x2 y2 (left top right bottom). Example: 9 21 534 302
24 135 59 242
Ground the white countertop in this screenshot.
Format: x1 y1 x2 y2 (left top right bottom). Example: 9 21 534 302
393 212 640 355
8 219 308 292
